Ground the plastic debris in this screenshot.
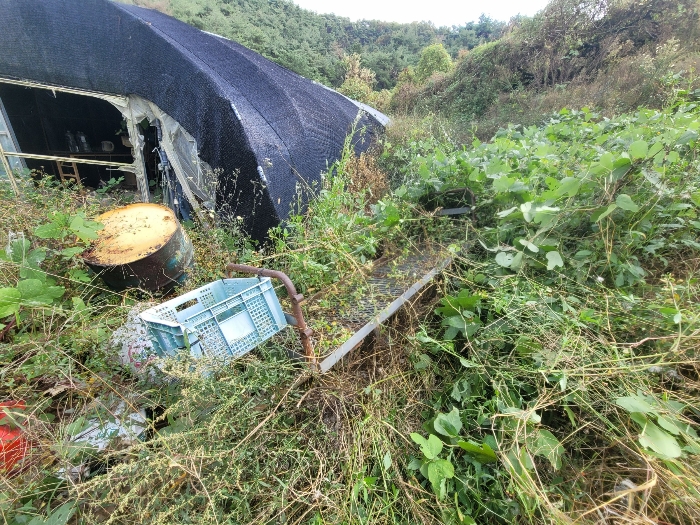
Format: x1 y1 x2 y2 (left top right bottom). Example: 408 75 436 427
0 400 30 473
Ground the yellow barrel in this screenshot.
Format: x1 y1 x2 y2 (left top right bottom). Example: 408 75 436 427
83 203 193 291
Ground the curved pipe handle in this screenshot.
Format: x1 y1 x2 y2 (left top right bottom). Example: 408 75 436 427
226 263 317 370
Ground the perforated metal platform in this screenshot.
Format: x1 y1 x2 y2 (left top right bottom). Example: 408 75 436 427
315 243 455 372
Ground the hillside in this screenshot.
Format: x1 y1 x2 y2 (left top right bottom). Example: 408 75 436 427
125 0 503 89
395 0 700 136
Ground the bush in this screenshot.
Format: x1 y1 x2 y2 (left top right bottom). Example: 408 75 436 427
415 43 453 82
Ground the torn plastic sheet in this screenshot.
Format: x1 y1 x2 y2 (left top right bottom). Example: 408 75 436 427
111 95 217 219
58 400 147 481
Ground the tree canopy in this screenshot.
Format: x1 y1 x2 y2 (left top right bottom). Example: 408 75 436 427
166 0 504 88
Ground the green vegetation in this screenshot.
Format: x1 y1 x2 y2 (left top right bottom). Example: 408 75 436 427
385 99 700 523
415 43 453 83
3 0 700 523
125 0 503 89
397 0 700 136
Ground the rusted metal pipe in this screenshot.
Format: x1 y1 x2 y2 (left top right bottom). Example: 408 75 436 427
226 263 317 370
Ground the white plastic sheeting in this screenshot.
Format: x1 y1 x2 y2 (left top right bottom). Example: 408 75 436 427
112 95 216 226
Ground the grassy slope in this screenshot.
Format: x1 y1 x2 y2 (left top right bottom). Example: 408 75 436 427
393 0 700 139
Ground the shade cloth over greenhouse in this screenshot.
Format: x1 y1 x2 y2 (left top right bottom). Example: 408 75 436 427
0 0 386 239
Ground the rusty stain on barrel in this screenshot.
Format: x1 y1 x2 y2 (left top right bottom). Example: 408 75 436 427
83 203 193 291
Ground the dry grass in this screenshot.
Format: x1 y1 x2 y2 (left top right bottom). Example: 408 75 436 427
345 153 389 206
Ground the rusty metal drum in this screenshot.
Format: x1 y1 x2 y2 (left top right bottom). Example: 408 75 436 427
83 203 193 291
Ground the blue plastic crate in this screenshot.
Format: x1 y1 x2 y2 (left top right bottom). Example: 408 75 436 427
139 277 288 359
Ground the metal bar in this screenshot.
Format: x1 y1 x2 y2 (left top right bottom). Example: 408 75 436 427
2 151 136 171
437 207 471 216
0 76 127 105
318 256 453 373
226 263 317 371
0 140 19 196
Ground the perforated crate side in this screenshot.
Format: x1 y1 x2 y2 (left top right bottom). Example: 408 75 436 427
139 277 287 359
195 284 219 309
144 322 186 356
194 316 229 357
245 294 278 339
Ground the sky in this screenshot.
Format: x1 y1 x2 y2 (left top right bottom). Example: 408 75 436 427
291 0 552 27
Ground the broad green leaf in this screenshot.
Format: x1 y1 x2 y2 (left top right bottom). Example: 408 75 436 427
533 207 559 229
492 176 515 193
532 429 564 470
629 140 648 159
64 416 89 437
443 326 459 341
19 248 48 280
410 433 443 460
69 215 100 242
17 279 64 305
616 396 654 414
501 406 541 424
427 459 454 499
407 457 422 470
434 407 462 438
677 130 698 145
647 141 664 158
520 201 534 222
34 222 64 239
631 412 682 458
510 251 523 270
599 152 614 171
495 252 514 268
383 451 392 471
615 194 640 212
0 287 21 318
591 203 617 222
611 164 631 181
458 440 498 463
60 247 85 258
657 415 682 436
555 177 581 198
519 239 539 252
6 240 44 267
496 206 518 218
44 501 76 525
71 297 91 323
546 251 564 270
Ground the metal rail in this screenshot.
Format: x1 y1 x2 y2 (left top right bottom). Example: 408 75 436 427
318 255 453 373
0 151 136 171
0 140 19 195
0 76 126 104
226 264 317 371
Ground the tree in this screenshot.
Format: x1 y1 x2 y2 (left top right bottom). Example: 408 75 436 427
338 53 377 103
415 43 453 82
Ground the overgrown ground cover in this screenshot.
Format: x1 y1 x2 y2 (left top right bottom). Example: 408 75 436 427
2 92 700 525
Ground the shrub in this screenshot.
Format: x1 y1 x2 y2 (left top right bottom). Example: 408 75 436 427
415 43 453 82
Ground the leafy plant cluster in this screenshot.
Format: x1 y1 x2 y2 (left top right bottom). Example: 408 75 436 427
395 101 700 522
399 103 700 287
0 212 103 329
265 130 411 294
0 179 141 524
